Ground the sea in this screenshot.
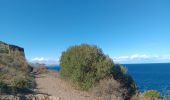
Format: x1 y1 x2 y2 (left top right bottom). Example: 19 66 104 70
48 63 170 95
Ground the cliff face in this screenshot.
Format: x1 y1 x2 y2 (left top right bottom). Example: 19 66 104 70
0 41 25 56
0 41 28 71
0 41 36 95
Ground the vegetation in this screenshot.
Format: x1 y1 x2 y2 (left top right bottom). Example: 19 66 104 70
1 42 168 99
60 44 114 90
0 80 8 93
0 42 35 94
163 95 170 100
143 90 162 100
11 78 28 90
0 66 35 94
60 44 137 99
0 48 9 54
91 78 126 100
111 64 137 97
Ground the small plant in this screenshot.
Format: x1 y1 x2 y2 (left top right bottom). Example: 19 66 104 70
0 47 9 54
111 64 137 97
27 74 36 89
143 90 162 100
0 80 8 93
131 93 143 100
91 78 125 100
11 78 28 91
163 95 170 100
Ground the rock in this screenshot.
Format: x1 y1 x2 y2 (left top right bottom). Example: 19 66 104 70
0 94 60 100
0 95 20 100
25 94 37 100
0 41 29 72
49 96 60 100
35 94 48 100
0 41 25 56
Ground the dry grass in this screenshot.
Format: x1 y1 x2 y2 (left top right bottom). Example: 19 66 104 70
90 78 129 100
0 48 34 94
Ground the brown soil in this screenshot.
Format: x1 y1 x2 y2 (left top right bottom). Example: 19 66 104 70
35 71 99 100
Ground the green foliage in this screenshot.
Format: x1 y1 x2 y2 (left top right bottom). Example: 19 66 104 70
0 80 7 88
143 90 162 100
0 68 35 94
60 44 114 90
0 47 9 54
11 78 28 89
163 95 170 100
111 64 137 96
26 73 36 89
60 44 138 99
0 80 8 93
0 41 35 94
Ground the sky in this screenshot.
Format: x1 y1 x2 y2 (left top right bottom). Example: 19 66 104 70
0 0 170 65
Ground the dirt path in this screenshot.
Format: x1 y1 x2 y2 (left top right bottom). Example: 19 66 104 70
35 71 98 100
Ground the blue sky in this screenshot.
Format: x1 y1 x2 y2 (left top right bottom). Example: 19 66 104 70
0 0 170 64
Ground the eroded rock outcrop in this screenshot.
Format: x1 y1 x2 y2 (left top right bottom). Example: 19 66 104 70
0 41 25 56
0 94 60 100
0 41 34 95
0 41 29 71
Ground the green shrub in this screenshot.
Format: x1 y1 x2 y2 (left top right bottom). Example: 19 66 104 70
11 78 28 90
60 44 114 90
164 95 170 100
26 74 36 89
0 80 8 93
60 44 137 99
0 47 9 54
111 64 137 97
143 90 162 100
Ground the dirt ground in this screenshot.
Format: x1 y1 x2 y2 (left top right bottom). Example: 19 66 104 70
35 71 99 100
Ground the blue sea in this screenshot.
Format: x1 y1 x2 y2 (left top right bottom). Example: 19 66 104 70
48 63 170 95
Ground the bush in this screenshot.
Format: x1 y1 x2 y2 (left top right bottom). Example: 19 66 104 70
91 78 125 100
143 90 162 100
11 78 29 91
60 44 137 99
0 80 8 93
60 44 114 90
0 47 9 54
111 64 137 97
26 73 36 89
164 95 170 100
131 93 143 100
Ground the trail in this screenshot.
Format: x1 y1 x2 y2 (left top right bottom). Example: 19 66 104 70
35 72 98 100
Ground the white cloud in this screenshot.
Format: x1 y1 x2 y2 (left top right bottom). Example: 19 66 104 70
130 54 149 59
31 57 59 66
29 54 170 65
112 54 170 64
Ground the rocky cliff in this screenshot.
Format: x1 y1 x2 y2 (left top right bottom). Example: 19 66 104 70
0 41 25 56
0 41 34 95
0 41 28 71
